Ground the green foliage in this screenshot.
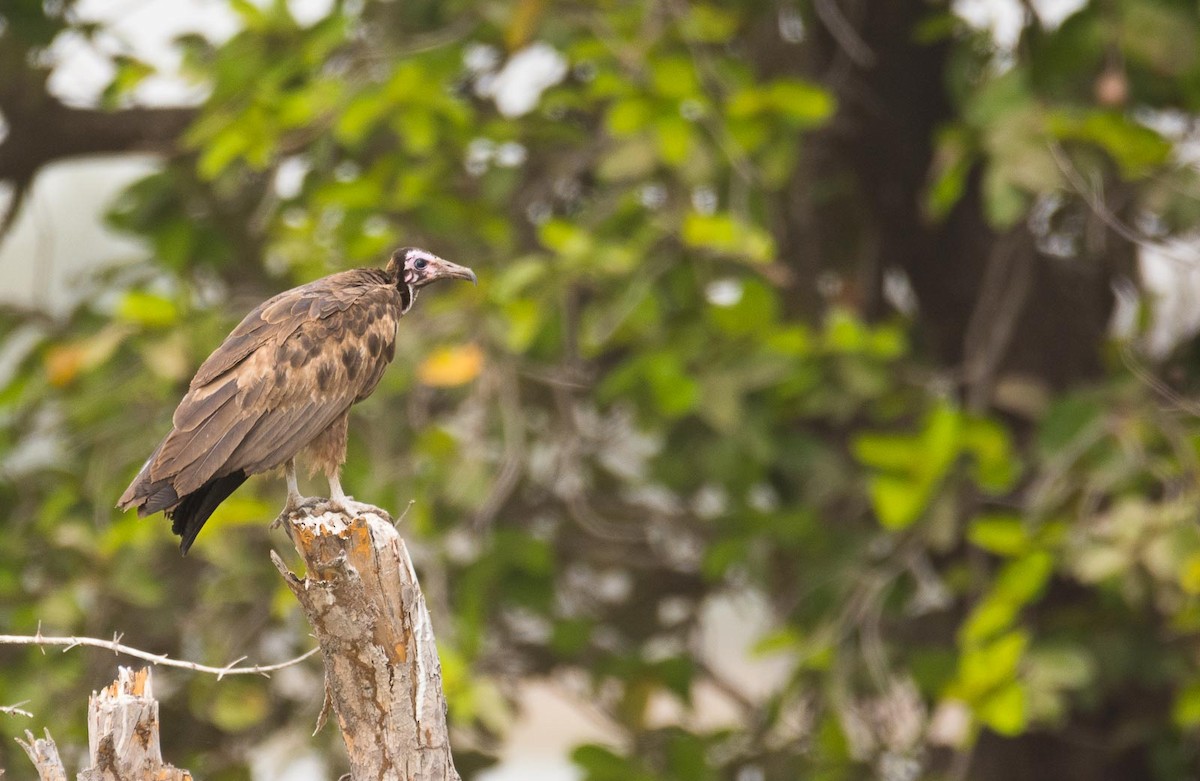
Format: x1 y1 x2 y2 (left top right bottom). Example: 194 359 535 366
3 0 1200 778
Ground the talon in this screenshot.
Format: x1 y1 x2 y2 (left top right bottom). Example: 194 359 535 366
273 496 321 528
328 498 386 520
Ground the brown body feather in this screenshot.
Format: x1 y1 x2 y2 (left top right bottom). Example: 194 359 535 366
118 268 402 553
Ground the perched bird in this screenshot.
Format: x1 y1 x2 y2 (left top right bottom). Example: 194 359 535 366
117 247 477 553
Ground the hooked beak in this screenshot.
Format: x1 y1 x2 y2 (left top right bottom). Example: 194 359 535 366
438 258 478 286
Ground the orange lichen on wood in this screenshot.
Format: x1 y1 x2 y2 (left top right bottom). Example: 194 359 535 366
130 666 149 696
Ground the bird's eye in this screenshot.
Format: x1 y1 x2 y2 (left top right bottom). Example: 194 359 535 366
413 258 428 270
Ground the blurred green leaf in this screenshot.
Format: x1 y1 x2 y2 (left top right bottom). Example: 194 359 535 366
117 291 179 328
1049 111 1172 178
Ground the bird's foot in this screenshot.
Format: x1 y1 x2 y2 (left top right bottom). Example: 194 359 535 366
271 496 323 529
328 496 391 521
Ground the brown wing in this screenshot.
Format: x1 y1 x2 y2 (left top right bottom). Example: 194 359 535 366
118 270 401 513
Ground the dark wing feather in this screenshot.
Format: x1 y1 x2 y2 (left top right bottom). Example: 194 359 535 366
170 471 249 555
118 270 402 550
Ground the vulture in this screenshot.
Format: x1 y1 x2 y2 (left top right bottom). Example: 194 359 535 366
117 247 477 553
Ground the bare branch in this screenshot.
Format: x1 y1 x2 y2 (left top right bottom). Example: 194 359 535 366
962 229 1037 412
0 36 196 243
0 701 33 718
0 633 318 678
0 176 30 239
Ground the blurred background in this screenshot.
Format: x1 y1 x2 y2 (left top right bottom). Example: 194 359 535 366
3 0 1200 778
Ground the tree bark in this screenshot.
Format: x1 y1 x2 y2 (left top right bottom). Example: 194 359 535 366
273 506 460 781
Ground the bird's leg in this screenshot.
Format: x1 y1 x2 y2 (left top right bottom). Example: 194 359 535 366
328 469 348 507
326 469 388 519
286 458 303 506
272 458 321 528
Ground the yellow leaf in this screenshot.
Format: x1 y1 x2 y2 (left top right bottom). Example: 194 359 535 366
418 344 484 387
1181 553 1200 594
45 344 87 387
44 326 128 387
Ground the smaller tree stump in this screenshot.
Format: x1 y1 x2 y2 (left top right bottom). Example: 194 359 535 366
79 667 191 781
14 668 190 780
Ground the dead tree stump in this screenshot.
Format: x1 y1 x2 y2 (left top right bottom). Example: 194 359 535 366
15 667 190 780
6 506 457 779
15 729 67 781
273 506 460 781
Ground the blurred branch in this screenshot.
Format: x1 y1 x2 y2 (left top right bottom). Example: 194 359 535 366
812 0 876 67
274 505 460 781
1120 343 1200 417
0 628 318 678
660 0 760 204
471 364 526 532
962 229 1036 412
693 658 756 714
1049 141 1200 269
0 180 30 239
0 32 195 242
0 102 195 182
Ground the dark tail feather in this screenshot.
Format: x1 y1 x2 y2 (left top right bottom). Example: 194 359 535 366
166 471 248 555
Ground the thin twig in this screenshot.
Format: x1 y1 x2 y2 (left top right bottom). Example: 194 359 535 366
393 498 418 527
1048 141 1200 269
813 0 876 67
472 365 527 532
962 229 1036 412
693 658 757 714
1119 343 1200 417
0 701 33 718
0 632 318 679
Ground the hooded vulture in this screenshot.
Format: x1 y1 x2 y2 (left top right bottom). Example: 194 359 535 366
117 247 477 553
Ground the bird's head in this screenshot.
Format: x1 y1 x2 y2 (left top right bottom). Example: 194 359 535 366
386 247 477 313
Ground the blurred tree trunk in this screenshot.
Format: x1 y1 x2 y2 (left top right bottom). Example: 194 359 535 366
788 2 1150 778
791 0 1135 407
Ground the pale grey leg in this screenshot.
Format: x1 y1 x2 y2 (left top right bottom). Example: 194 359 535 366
328 470 348 507
326 470 388 520
273 458 319 528
285 458 303 505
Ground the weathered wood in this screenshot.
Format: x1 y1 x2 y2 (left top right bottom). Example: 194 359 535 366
79 667 191 781
273 505 459 781
13 669 190 781
15 728 67 781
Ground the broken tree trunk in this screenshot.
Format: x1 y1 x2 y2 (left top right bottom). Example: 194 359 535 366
15 729 66 781
273 505 460 781
15 667 190 780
